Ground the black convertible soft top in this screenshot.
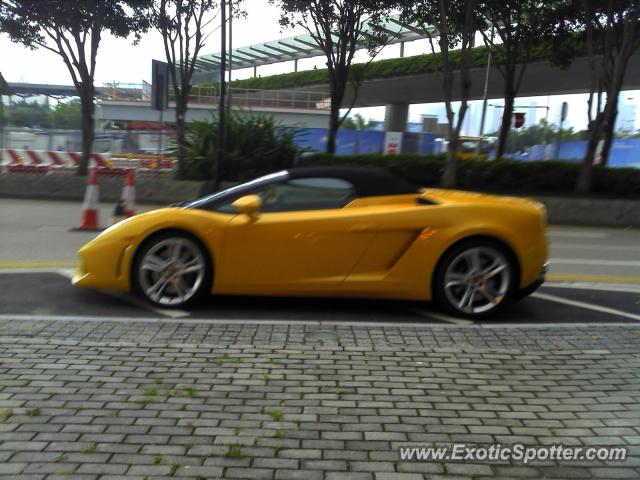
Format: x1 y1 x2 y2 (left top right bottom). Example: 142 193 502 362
287 166 419 197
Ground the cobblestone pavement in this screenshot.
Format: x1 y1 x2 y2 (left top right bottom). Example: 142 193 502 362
1 318 640 479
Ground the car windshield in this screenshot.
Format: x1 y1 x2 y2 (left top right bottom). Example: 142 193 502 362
183 170 289 209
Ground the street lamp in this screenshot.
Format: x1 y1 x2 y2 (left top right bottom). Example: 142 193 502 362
214 0 227 191
476 25 494 158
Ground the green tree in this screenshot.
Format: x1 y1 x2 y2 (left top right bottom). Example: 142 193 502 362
572 0 640 193
477 1 562 159
155 0 233 180
271 0 392 155
7 99 50 128
48 100 81 129
341 113 368 130
0 0 152 175
493 119 586 154
401 0 479 187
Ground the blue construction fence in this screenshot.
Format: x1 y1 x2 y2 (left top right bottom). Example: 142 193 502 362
292 128 438 155
290 128 640 168
527 139 640 168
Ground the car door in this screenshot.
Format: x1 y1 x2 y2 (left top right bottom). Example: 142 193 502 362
216 177 377 294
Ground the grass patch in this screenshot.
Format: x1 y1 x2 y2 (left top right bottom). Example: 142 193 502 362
82 443 97 454
269 409 284 421
224 444 243 458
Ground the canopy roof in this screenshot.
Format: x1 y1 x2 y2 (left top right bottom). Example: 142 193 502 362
193 14 434 74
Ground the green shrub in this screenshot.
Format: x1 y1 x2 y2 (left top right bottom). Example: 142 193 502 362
298 153 640 198
182 112 305 181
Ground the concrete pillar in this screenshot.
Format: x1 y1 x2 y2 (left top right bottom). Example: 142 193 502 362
400 41 405 58
294 59 298 72
253 65 257 78
384 103 409 132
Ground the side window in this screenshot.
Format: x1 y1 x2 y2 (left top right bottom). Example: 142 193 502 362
259 177 356 212
213 177 356 213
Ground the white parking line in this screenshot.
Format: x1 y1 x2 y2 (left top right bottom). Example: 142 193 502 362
551 258 640 267
552 243 640 252
0 268 190 319
544 282 640 294
532 292 640 322
548 231 610 239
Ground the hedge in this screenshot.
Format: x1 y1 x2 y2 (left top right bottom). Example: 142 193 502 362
227 35 584 91
296 153 640 198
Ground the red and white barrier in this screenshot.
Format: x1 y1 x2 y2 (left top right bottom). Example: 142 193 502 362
0 149 109 168
0 149 176 177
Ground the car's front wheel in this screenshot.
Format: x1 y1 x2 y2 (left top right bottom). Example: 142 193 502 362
433 240 516 319
133 232 212 308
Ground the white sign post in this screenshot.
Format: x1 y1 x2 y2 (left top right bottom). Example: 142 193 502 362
383 132 403 155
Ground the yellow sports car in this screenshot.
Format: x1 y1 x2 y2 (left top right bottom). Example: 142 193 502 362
73 166 549 318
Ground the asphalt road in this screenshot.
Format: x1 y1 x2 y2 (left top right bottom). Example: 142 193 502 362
0 198 638 326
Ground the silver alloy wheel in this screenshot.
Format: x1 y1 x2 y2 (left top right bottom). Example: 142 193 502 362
138 237 206 306
443 246 511 314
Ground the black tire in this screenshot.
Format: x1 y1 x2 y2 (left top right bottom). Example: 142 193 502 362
432 238 518 319
132 231 213 308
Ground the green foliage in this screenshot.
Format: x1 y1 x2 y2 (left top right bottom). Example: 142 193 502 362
7 100 49 128
4 99 82 129
182 112 305 181
224 444 243 458
341 113 369 130
491 120 587 153
229 34 586 91
298 153 640 198
47 101 82 129
0 1 152 48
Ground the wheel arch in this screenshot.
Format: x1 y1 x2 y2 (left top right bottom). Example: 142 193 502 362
430 234 521 300
130 227 214 293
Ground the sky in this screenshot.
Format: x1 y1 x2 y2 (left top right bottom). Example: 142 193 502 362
1 0 638 133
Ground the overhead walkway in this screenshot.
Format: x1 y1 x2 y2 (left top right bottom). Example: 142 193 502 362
192 14 433 75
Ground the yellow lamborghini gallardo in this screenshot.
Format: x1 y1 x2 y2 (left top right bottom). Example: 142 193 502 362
73 166 549 318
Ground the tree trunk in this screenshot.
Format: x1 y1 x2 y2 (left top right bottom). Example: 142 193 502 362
78 85 95 176
326 103 340 154
175 98 188 179
496 90 515 159
577 64 626 192
576 115 603 194
326 69 347 155
442 126 458 188
599 90 621 167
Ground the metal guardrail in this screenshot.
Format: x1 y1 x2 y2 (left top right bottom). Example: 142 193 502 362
99 84 331 111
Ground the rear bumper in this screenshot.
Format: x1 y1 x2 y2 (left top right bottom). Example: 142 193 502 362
515 261 549 300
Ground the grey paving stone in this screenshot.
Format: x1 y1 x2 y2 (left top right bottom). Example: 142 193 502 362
1 320 640 480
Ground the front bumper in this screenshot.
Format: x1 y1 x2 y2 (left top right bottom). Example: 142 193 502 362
515 261 549 300
71 240 134 292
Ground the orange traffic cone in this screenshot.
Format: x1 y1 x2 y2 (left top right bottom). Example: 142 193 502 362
73 168 101 231
121 169 136 217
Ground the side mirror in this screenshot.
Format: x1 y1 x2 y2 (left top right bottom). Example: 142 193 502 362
232 194 262 219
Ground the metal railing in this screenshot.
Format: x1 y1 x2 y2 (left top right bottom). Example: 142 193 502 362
99 83 331 111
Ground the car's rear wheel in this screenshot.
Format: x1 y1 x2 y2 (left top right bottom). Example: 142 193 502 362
433 239 516 319
133 232 212 308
